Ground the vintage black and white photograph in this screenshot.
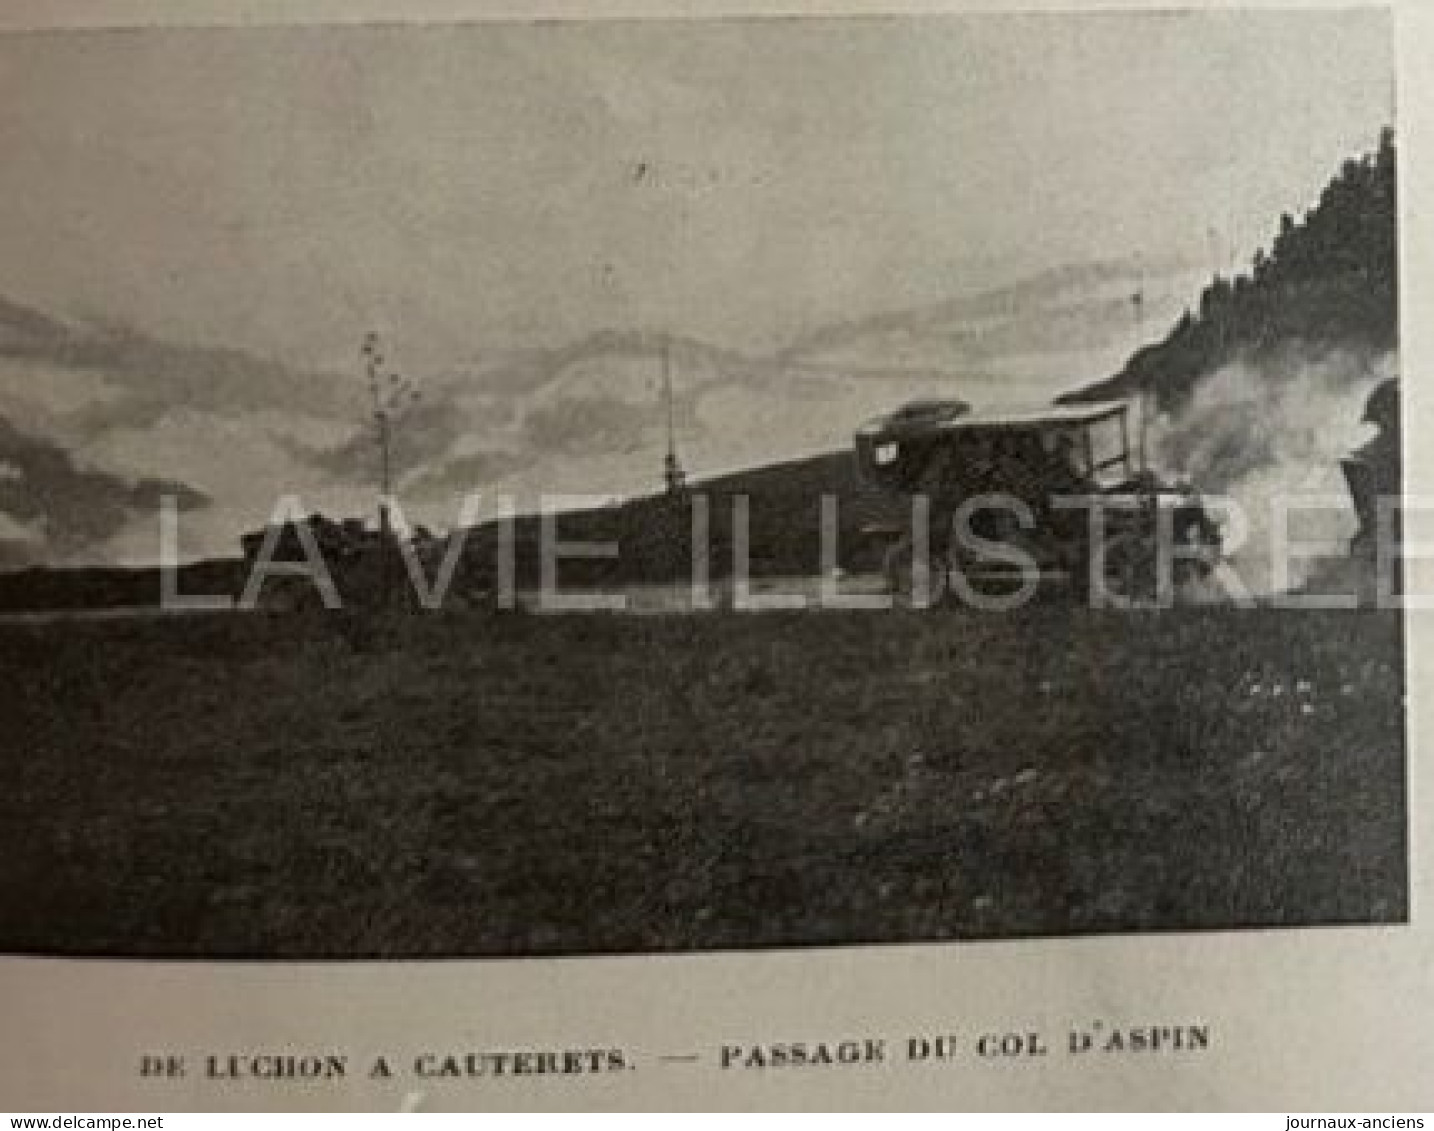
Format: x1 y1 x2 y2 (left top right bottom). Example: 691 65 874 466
0 9 1405 958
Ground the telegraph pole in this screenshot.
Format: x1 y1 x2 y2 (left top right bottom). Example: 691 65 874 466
661 339 686 495
362 332 420 608
1132 287 1148 474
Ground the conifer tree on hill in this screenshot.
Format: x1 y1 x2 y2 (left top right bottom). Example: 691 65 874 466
1063 127 1397 411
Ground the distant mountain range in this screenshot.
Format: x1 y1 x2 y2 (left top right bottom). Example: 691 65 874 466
0 246 1179 576
0 130 1397 606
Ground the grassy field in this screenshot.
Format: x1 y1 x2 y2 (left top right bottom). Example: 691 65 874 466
0 606 1406 957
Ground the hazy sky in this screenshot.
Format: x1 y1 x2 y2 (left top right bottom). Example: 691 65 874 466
0 11 1396 562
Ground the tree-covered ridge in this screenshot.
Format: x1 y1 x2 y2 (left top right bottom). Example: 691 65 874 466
1064 127 1396 410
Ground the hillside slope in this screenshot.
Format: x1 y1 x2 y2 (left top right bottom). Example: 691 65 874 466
445 449 902 589
1062 128 1396 410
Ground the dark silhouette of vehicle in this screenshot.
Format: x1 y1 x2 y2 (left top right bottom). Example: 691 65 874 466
1343 376 1401 595
854 400 1222 604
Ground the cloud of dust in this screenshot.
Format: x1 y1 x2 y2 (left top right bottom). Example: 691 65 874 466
1151 346 1397 594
